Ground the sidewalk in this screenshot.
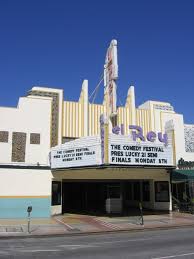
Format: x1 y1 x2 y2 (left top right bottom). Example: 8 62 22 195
0 212 194 238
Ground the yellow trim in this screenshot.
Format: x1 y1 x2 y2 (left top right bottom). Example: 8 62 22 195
61 97 64 143
53 168 168 180
104 122 109 164
172 130 176 165
0 196 51 199
149 109 152 131
73 102 76 137
50 98 53 147
149 102 152 131
94 105 97 135
160 111 163 132
82 100 84 136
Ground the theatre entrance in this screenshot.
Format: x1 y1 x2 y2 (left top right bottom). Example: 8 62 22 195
62 180 152 215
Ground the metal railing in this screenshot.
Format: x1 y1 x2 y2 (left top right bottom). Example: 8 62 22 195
172 196 194 214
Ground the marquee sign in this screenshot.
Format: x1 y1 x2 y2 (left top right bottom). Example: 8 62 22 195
51 136 102 169
109 134 173 167
178 158 194 169
112 124 168 146
50 125 174 169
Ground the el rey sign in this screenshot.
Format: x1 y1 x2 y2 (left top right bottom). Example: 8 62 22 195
109 124 173 166
112 124 168 146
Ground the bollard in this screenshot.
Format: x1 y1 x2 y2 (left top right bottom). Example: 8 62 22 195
139 202 144 227
27 206 32 233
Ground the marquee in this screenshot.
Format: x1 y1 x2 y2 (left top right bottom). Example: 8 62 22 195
50 133 174 169
109 134 173 167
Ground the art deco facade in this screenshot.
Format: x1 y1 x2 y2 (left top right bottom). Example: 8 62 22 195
0 82 193 218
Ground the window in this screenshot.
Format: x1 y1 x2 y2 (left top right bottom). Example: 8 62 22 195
107 184 121 198
30 133 40 144
0 131 8 143
133 182 141 201
155 181 169 202
125 182 133 200
12 132 26 162
143 181 150 202
52 181 61 206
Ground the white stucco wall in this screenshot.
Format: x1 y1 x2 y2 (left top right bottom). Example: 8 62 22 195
138 100 194 167
0 168 52 196
31 86 64 145
0 96 52 165
51 205 62 215
161 112 194 164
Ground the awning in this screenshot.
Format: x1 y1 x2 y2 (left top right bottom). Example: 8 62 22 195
172 170 194 182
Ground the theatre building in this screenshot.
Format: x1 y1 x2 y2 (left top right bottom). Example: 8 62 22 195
0 40 193 218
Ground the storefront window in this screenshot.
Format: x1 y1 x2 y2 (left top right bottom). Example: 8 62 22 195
125 182 133 200
133 182 141 201
52 181 61 205
155 181 169 202
107 185 121 198
143 181 150 202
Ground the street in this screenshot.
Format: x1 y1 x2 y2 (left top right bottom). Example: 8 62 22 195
0 227 194 258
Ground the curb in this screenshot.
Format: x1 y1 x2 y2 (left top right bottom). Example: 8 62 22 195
0 223 194 240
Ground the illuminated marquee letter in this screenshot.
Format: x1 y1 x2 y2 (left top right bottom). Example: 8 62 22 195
112 126 120 135
158 132 168 146
147 131 156 142
129 125 145 141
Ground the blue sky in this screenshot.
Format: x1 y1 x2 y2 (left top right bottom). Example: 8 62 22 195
0 0 193 123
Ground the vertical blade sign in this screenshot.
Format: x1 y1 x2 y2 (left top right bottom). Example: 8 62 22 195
104 40 118 116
